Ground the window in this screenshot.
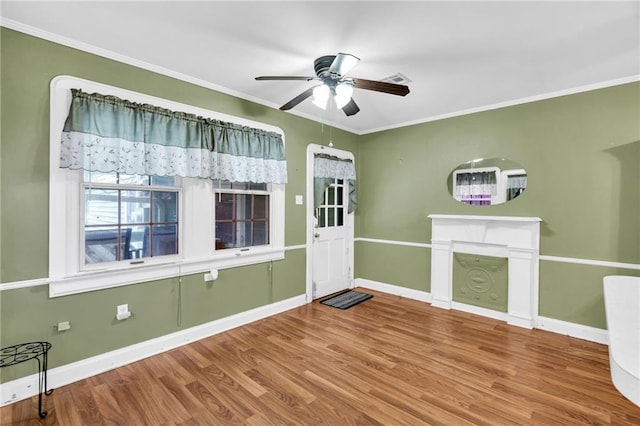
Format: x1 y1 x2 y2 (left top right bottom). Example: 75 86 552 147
83 172 179 266
49 76 286 297
214 181 269 250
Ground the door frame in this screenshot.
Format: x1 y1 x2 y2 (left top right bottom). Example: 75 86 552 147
305 143 355 302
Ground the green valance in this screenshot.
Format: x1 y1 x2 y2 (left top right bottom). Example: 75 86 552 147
314 153 357 214
60 89 287 183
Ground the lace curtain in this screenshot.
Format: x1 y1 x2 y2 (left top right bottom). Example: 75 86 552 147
313 154 357 213
60 89 287 184
507 174 527 201
454 171 497 197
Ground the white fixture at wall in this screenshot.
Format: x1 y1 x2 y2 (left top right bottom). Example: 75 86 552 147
116 304 131 321
429 214 542 328
204 268 219 282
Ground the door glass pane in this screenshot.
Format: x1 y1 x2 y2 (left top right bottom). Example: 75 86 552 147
337 208 344 226
328 208 335 227
328 186 335 205
318 208 326 228
337 186 343 205
85 189 119 225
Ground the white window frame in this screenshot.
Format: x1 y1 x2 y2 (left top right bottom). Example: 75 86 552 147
49 76 285 297
213 183 272 250
81 175 182 269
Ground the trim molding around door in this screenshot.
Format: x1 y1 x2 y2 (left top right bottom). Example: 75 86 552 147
305 144 356 302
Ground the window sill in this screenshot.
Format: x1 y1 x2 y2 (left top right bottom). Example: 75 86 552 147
48 246 285 298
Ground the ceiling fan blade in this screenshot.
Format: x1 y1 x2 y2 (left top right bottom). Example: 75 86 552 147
352 78 410 96
255 76 315 81
279 86 318 111
342 98 360 116
328 53 360 76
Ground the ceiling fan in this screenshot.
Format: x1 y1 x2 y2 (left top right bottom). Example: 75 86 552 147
255 53 410 117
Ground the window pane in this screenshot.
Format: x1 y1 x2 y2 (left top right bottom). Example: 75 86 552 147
216 222 234 249
327 187 335 205
248 182 267 191
236 194 253 220
253 221 269 245
149 224 178 256
119 174 150 185
231 182 249 190
153 191 179 222
318 208 326 228
337 208 344 226
85 226 120 264
337 186 343 206
151 176 176 186
328 208 335 227
254 195 268 219
121 190 151 224
216 193 234 220
128 225 147 259
84 171 118 184
239 221 252 247
85 189 119 225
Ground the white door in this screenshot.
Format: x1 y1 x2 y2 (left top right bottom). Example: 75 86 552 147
306 145 354 300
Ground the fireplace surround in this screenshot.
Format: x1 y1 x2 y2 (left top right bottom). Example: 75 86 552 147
429 214 542 328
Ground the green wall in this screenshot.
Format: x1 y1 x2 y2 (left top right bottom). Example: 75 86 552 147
0 28 357 382
355 82 640 328
2 26 639 383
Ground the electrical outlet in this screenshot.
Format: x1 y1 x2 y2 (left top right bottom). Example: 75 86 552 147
57 321 71 331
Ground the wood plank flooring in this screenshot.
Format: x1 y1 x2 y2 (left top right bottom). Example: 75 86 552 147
2 288 640 425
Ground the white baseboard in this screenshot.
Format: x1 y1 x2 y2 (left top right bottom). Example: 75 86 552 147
1 287 610 408
537 316 608 345
355 278 432 303
356 278 609 345
0 294 306 407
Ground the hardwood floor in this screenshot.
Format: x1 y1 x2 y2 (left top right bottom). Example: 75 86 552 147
2 288 639 425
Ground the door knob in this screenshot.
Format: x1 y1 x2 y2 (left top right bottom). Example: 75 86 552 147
314 233 320 238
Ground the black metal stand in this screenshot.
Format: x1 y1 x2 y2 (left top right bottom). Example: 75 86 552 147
0 342 54 418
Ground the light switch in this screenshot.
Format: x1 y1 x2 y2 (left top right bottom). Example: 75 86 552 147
295 195 303 205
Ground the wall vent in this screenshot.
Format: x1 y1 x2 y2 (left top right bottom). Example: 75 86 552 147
381 72 412 85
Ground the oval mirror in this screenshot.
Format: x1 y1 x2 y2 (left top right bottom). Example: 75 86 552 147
448 158 527 206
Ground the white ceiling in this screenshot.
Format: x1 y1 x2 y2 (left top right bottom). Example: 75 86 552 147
2 1 639 134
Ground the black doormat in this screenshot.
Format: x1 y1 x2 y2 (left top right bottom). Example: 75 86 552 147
320 290 373 310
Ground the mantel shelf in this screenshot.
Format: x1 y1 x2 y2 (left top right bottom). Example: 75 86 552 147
428 214 542 223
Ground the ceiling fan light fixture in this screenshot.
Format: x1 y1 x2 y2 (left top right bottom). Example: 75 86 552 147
334 83 353 109
312 84 330 109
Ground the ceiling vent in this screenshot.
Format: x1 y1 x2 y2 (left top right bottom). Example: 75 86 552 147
381 72 412 85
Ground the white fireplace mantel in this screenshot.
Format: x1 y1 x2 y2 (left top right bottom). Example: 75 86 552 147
428 214 542 328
